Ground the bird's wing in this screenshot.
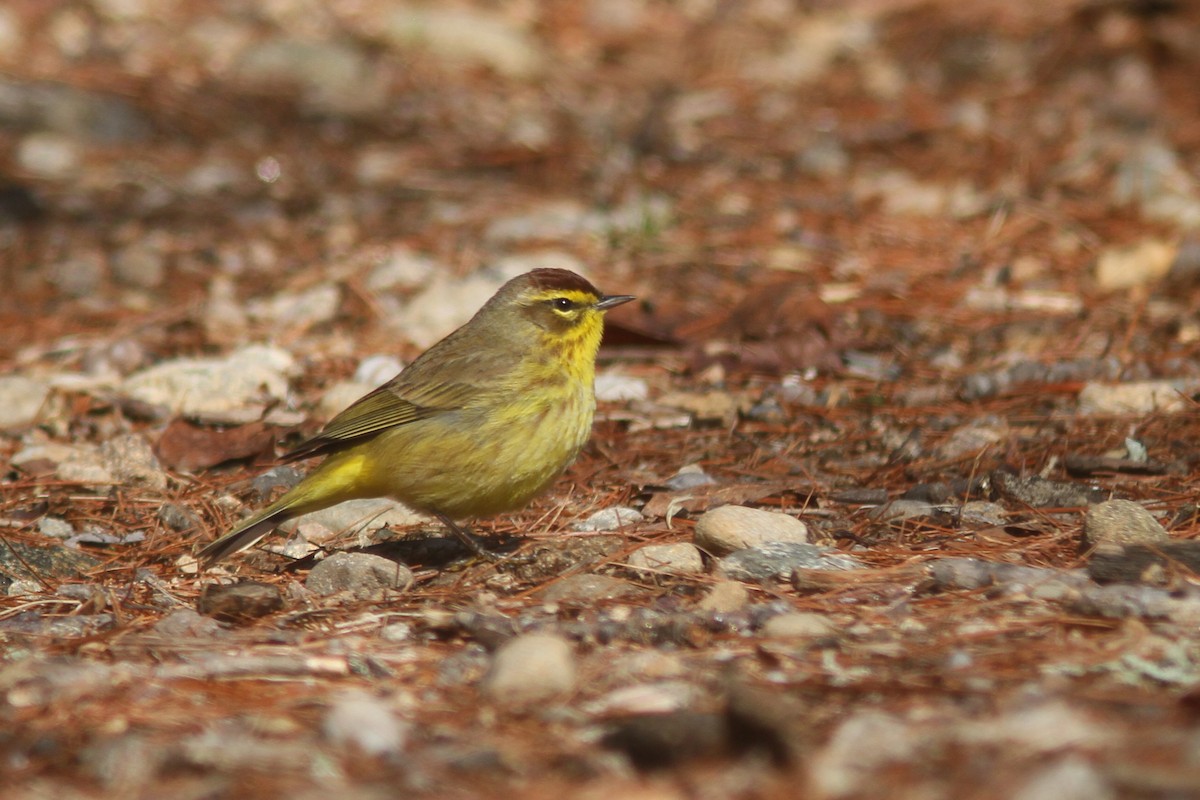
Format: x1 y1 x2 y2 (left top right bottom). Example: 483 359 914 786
283 377 478 462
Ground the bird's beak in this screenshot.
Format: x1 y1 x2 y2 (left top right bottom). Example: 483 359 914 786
595 294 635 311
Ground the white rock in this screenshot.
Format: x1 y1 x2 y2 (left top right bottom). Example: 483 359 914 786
16 132 81 178
389 262 532 348
482 633 576 709
378 7 543 79
100 433 167 490
809 711 918 798
279 498 427 539
1078 380 1195 415
760 612 838 639
0 376 49 430
353 355 404 386
693 505 809 556
1013 757 1114 800
366 248 439 291
247 284 341 331
121 345 295 420
583 681 697 716
1094 238 1176 291
323 690 408 755
235 39 385 115
625 543 704 576
318 381 375 420
595 372 649 403
571 506 644 531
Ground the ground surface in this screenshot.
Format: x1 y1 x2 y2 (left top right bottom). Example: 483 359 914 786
3 1 1200 798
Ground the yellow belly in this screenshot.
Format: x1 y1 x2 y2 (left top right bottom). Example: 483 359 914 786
349 385 596 519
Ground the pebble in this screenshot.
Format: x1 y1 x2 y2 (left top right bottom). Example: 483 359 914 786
37 517 74 539
960 501 1009 527
278 498 427 539
323 690 408 756
366 247 438 291
247 283 341 331
235 38 384 116
1078 380 1195 415
595 372 650 402
1013 757 1115 800
1084 499 1169 547
584 681 698 716
305 552 414 599
571 506 644 531
0 376 49 430
1094 238 1176 291
111 241 166 289
100 433 167 490
664 464 716 491
377 6 544 79
539 574 644 604
482 633 576 709
759 611 838 640
696 580 751 613
353 354 405 386
625 543 704 576
809 711 918 798
152 609 226 639
715 542 863 582
16 132 82 178
991 471 1103 508
867 499 945 523
936 418 1008 460
198 581 285 622
693 505 809 556
121 345 295 422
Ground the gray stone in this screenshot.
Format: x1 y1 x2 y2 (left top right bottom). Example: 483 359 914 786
1013 757 1114 800
101 433 167 490
235 39 385 115
867 499 945 523
378 6 544 79
0 376 49 430
716 542 863 582
539 574 643 604
572 506 644 531
323 690 408 755
482 633 576 709
247 283 341 331
594 373 649 403
664 464 717 491
305 552 414 599
1084 499 1169 548
280 498 426 540
625 543 704 576
111 241 166 289
694 505 808 556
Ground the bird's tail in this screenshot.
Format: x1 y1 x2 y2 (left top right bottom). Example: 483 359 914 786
196 503 297 568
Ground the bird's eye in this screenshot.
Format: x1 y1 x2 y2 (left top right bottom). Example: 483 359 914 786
552 297 574 312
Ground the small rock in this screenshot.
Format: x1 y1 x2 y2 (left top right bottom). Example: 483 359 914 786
482 633 576 709
198 581 285 622
694 505 809 556
247 283 341 331
760 611 838 640
152 608 226 639
539 574 644 604
280 498 427 539
809 711 918 798
664 464 716 491
602 711 730 769
1012 757 1114 800
584 681 698 716
937 418 1008 460
0 376 49 430
377 6 544 79
1094 238 1177 291
16 132 81 178
696 580 751 613
1084 499 1169 548
353 354 405 386
37 517 73 539
389 262 531 348
121 345 296 422
235 38 385 115
625 543 704 576
305 552 414 599
111 241 166 289
867 499 954 524
51 253 106 298
323 690 408 755
1078 380 1195 415
572 506 644 531
595 372 649 402
960 501 1008 527
365 248 438 291
716 543 863 582
158 503 201 533
991 471 1103 508
100 433 167 491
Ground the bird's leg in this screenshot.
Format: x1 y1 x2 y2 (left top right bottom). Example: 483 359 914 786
432 512 503 562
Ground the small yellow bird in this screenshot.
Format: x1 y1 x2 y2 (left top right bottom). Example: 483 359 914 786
198 268 634 567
